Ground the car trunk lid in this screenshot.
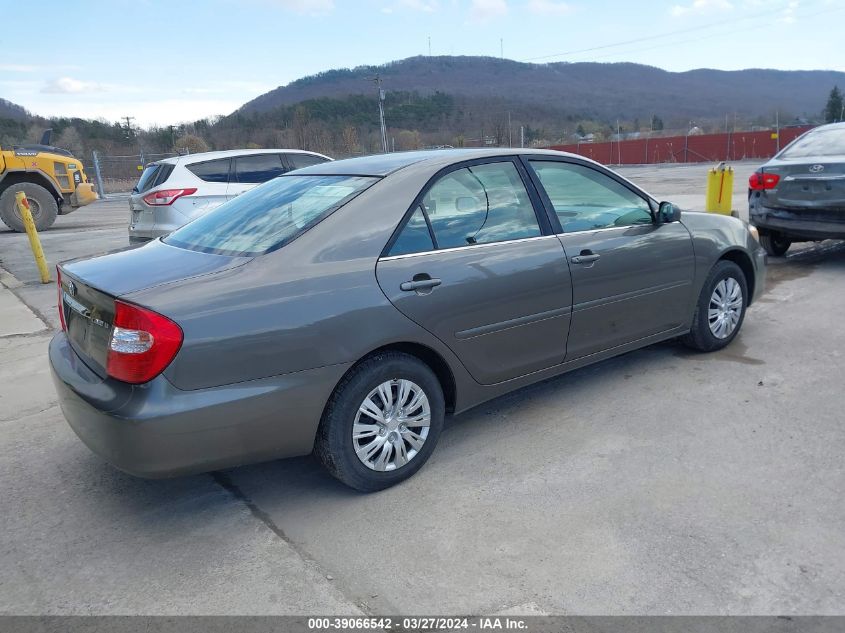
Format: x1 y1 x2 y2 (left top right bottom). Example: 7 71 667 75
59 240 249 378
763 156 845 210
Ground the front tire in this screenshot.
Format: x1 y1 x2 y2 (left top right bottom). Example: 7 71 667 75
682 260 748 352
759 231 791 257
315 351 445 492
0 183 59 232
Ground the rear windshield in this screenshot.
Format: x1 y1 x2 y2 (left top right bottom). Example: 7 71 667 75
778 127 845 159
164 175 377 256
134 163 173 193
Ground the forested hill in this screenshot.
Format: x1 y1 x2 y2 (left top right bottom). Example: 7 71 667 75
238 56 845 122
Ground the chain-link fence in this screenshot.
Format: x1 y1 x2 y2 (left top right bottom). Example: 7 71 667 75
84 151 179 196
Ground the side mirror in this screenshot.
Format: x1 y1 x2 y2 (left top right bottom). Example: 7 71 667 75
657 201 682 224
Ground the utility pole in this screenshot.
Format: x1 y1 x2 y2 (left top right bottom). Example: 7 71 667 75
616 119 621 164
500 38 503 59
775 110 780 153
368 75 388 153
520 125 524 148
121 116 136 138
428 36 431 56
508 111 512 147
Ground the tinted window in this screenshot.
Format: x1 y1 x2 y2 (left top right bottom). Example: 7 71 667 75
187 158 231 183
778 127 845 159
288 153 329 170
388 206 434 256
135 163 173 193
234 154 286 183
165 175 377 257
422 161 540 249
529 161 652 232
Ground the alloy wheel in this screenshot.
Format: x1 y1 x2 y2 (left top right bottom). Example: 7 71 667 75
352 379 431 472
708 277 743 339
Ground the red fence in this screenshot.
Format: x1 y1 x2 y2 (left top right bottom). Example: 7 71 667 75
548 126 813 165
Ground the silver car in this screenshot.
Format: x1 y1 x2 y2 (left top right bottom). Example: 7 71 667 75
52 149 766 491
128 148 331 243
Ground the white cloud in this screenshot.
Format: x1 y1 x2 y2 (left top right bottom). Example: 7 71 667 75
24 98 242 128
265 0 334 14
527 0 573 16
41 77 105 94
382 0 438 12
0 63 81 73
469 0 508 21
778 0 799 23
670 0 733 17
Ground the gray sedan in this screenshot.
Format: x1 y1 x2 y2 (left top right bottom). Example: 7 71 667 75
50 149 766 491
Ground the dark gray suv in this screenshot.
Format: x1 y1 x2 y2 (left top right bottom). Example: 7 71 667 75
50 149 766 491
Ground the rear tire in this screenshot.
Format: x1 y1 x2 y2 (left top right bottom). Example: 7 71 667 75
682 260 748 352
0 182 59 232
315 351 445 492
759 231 791 257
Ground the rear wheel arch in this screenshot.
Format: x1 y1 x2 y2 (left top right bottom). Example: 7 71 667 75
718 248 755 305
325 342 457 419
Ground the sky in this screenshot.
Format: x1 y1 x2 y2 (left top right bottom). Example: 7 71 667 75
1 0 843 127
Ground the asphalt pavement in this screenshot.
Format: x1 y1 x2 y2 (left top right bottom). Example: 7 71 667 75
1 163 843 615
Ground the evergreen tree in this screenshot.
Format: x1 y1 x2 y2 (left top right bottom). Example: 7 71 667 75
824 86 843 123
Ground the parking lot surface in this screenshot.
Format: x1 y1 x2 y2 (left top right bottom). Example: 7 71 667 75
1 162 843 615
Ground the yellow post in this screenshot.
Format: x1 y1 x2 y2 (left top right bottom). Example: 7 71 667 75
15 191 51 284
705 162 734 215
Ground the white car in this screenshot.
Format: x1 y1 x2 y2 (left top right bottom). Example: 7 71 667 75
129 148 331 242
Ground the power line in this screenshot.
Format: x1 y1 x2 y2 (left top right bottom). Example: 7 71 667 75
520 0 837 63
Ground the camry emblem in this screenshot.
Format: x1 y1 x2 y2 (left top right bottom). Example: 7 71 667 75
67 280 76 296
809 164 825 173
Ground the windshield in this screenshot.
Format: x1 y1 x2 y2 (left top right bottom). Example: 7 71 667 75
164 175 377 256
777 127 845 159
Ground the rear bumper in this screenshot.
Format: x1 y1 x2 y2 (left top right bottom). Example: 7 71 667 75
49 332 351 478
750 201 845 240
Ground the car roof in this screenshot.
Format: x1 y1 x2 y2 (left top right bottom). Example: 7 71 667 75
156 148 330 166
289 148 584 177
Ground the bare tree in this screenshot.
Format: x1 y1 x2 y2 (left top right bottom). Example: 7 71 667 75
341 125 360 156
174 134 209 154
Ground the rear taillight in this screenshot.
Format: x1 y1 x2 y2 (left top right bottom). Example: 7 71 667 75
749 172 780 191
56 267 66 331
141 188 197 206
106 300 183 384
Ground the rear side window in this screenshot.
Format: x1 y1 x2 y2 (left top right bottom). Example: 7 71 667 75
187 158 231 183
165 175 377 256
135 163 173 193
389 207 434 256
421 161 541 249
234 154 286 183
778 127 845 159
288 153 329 170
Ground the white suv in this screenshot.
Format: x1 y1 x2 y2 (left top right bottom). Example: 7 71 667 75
129 148 331 243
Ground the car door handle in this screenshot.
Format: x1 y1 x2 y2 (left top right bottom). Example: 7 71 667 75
570 251 601 264
400 278 442 292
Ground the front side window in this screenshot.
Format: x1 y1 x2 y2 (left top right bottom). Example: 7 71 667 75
165 175 377 256
187 158 231 183
529 161 652 232
234 154 286 183
421 161 541 250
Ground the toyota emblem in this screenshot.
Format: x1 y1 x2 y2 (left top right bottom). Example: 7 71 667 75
809 164 825 173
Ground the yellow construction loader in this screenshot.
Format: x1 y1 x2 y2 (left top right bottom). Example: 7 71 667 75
0 130 97 231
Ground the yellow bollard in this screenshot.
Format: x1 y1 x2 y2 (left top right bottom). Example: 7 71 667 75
15 191 51 284
705 162 734 215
